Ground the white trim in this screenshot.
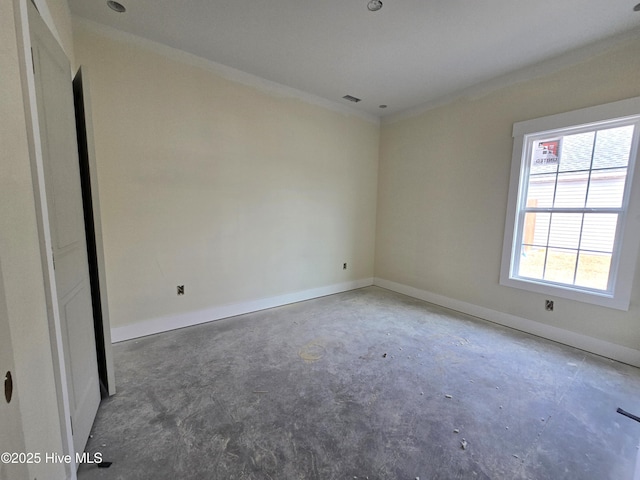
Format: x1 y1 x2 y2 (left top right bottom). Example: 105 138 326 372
111 278 374 343
72 17 379 126
373 277 640 369
501 96 640 311
512 97 640 138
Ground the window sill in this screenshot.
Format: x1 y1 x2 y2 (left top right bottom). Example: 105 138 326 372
499 274 629 311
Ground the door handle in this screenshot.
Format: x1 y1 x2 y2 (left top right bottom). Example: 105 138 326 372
4 371 12 404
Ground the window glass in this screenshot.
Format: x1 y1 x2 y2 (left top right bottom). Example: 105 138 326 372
586 168 627 208
554 171 588 208
559 132 594 172
502 101 640 310
592 126 633 169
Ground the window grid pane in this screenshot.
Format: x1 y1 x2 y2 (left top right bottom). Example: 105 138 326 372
543 248 578 284
585 168 627 208
548 213 582 249
518 245 545 280
580 214 618 252
575 252 612 290
526 174 556 208
558 131 594 172
516 124 634 292
592 125 634 169
553 171 588 208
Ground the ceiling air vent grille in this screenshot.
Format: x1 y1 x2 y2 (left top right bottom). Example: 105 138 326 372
342 95 361 103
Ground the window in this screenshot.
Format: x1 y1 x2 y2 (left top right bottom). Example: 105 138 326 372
500 97 640 310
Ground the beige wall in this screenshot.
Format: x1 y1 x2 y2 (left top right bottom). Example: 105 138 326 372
3 0 638 476
73 23 379 330
376 36 640 352
1 0 76 478
76 19 640 354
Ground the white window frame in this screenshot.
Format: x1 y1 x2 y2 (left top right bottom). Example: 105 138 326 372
500 97 640 310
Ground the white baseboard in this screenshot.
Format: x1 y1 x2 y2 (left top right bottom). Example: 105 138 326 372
374 277 640 368
111 278 374 343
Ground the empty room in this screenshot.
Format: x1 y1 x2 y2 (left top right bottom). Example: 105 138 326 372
2 0 640 479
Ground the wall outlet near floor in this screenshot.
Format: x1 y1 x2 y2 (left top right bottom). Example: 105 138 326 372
343 262 347 270
545 299 554 311
177 285 185 295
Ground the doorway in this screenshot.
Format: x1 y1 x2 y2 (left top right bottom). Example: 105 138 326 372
26 0 113 459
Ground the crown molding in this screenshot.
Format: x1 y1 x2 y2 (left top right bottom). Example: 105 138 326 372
383 28 640 126
72 16 380 125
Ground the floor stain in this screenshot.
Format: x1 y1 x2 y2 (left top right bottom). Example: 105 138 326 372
298 339 327 363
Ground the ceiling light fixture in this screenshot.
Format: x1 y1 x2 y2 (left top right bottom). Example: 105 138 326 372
367 0 383 12
107 1 126 13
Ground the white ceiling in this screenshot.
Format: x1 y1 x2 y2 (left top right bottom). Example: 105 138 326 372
69 0 640 118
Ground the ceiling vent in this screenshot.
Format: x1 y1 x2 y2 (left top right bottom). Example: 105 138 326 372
342 95 362 103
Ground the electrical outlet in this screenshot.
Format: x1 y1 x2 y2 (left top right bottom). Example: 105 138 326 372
545 299 554 311
177 285 184 295
343 263 347 270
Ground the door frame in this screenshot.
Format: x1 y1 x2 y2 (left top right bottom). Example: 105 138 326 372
16 0 76 474
74 66 116 397
14 0 112 476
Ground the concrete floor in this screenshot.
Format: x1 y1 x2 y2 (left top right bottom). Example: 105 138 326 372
78 286 640 479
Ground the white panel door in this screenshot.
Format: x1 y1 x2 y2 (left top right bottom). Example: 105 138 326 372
29 2 101 456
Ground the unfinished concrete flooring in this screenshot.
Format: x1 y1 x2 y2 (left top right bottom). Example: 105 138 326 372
78 287 640 479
